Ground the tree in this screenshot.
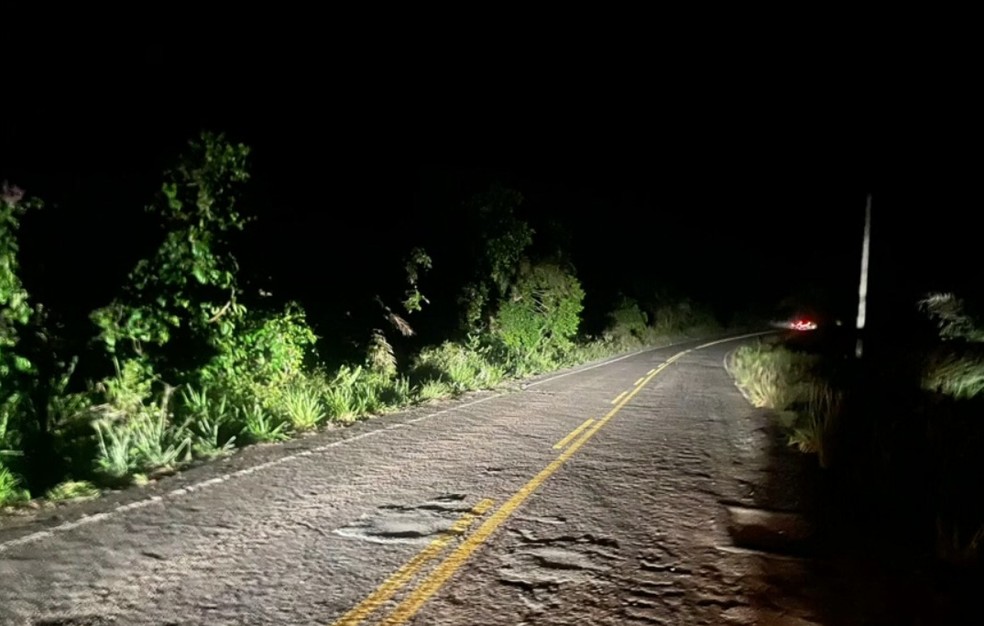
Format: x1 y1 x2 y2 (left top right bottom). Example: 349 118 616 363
493 261 585 360
460 185 534 332
91 132 251 378
0 182 38 466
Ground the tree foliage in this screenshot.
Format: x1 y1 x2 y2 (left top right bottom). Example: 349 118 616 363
607 296 649 340
493 261 585 359
199 302 317 398
0 183 38 378
0 183 39 476
460 185 534 332
402 247 432 314
91 132 251 376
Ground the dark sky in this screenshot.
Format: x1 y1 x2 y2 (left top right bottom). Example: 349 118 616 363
2 22 980 344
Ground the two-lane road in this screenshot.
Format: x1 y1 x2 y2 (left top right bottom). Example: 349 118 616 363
1 333 788 626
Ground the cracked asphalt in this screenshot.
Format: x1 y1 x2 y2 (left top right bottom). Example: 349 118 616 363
1 334 959 625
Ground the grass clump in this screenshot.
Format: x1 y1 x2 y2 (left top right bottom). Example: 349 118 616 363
281 382 326 430
237 402 289 443
411 342 505 394
787 380 843 468
181 385 237 458
727 341 817 410
923 349 984 400
45 480 100 502
0 463 30 505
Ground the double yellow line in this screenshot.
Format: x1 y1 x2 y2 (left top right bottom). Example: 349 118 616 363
332 499 495 626
331 332 769 625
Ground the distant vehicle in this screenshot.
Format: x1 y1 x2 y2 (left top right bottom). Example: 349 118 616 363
771 302 854 355
770 307 820 332
770 301 847 333
779 318 818 331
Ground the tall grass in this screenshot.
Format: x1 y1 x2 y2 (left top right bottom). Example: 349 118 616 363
416 379 452 402
320 366 377 423
923 350 984 399
281 382 325 430
93 419 136 480
182 385 237 457
411 342 505 393
727 342 816 410
92 386 192 481
45 480 100 502
128 407 192 472
0 463 29 505
919 293 984 343
237 402 289 443
788 381 843 468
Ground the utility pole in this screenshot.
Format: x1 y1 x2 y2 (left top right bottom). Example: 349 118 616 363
855 194 872 358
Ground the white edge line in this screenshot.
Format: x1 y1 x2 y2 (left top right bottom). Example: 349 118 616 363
0 331 765 553
523 335 707 389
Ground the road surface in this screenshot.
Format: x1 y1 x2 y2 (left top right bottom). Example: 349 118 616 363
1 334 841 625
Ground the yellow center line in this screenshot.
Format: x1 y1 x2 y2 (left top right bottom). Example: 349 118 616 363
611 390 628 404
647 368 656 375
330 498 494 626
552 418 594 450
377 358 674 625
634 377 645 386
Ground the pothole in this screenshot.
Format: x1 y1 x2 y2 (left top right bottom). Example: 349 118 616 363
377 493 472 514
498 531 622 589
335 494 476 544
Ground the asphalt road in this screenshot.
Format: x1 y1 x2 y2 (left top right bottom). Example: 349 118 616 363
1 333 826 626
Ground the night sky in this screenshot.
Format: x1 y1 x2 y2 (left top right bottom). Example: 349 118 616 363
3 24 979 350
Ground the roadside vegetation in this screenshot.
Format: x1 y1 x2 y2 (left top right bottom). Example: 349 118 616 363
0 134 721 510
729 292 984 569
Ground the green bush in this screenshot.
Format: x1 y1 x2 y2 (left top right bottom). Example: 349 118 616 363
650 299 719 336
607 297 649 342
460 185 534 333
492 261 585 365
202 303 318 403
1 184 41 483
91 133 253 376
411 341 505 393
